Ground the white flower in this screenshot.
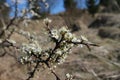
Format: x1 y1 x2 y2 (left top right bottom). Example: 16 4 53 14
66 73 71 78
71 37 77 42
45 3 49 8
64 33 73 41
21 9 27 15
42 0 46 2
0 39 2 43
59 27 69 35
43 52 49 57
62 54 68 59
7 39 16 44
21 42 42 55
81 35 88 41
51 29 59 39
19 58 24 64
56 50 62 55
23 56 28 61
62 46 68 52
53 65 57 68
43 18 52 24
68 44 74 47
72 37 81 42
57 59 65 65
79 44 83 48
4 2 9 7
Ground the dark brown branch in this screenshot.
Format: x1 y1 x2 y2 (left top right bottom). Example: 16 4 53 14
44 62 61 80
26 52 47 80
0 39 19 48
0 0 18 38
0 48 6 57
46 35 64 63
26 61 40 80
51 71 61 80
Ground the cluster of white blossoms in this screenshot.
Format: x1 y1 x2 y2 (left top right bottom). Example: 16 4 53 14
16 18 96 80
0 39 2 43
28 0 49 18
19 18 90 67
49 27 83 65
43 18 52 24
50 27 81 42
66 73 73 80
20 41 42 64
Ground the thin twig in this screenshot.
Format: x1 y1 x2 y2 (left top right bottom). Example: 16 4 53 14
68 40 99 51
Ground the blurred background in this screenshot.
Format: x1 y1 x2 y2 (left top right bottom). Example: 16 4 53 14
0 0 120 80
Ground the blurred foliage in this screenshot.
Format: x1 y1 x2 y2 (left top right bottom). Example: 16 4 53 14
64 0 76 11
27 0 41 15
0 0 10 29
26 0 120 18
116 0 120 6
100 0 111 7
100 0 120 12
87 0 99 17
0 0 10 19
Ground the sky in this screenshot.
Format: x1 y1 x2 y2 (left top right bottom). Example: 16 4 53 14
7 0 100 17
48 0 65 14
